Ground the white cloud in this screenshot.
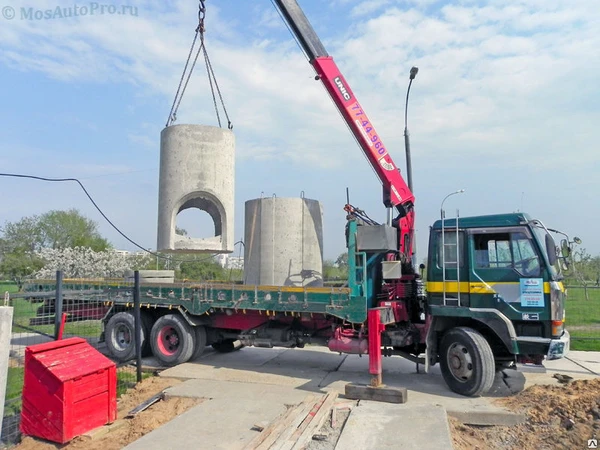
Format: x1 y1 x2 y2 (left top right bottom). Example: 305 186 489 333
1 0 599 257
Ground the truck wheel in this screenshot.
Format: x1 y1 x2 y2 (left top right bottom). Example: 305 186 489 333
211 339 243 353
141 312 154 357
105 312 145 362
439 327 495 397
150 314 195 366
191 326 207 361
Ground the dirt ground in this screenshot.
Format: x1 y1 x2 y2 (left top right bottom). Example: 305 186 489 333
15 377 201 450
450 378 600 450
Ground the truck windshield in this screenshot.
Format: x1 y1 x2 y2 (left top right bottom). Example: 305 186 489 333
531 223 562 280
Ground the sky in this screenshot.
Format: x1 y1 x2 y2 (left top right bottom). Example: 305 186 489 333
0 0 599 262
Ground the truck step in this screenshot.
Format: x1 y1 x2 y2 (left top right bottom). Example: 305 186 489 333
515 362 546 373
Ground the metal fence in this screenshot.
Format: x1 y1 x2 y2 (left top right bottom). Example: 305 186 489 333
1 271 145 447
565 285 600 351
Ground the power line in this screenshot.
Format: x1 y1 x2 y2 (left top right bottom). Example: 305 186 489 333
0 172 219 264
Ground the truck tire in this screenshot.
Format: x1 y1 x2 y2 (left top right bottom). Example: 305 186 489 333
150 314 195 366
141 312 154 357
439 327 495 397
105 312 145 362
191 325 207 361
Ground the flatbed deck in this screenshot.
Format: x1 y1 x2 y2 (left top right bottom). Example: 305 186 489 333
22 279 367 323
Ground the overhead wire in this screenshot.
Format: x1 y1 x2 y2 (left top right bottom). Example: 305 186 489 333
0 173 219 264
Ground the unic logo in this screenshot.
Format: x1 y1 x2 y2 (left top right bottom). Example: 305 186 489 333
333 77 352 101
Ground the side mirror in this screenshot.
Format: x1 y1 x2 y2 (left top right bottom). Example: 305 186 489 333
546 234 557 265
573 237 582 245
561 239 571 258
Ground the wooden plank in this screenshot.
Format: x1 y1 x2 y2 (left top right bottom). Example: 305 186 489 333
243 405 298 450
269 395 321 450
243 396 316 450
290 392 338 450
344 383 408 404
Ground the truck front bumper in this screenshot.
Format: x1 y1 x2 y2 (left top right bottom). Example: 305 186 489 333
546 329 570 360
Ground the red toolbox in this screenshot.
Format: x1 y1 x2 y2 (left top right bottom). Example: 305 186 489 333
20 337 117 444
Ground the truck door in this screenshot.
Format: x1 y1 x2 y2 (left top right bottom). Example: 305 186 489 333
467 227 545 323
427 227 469 307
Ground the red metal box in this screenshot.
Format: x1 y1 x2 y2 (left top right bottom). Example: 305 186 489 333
20 337 117 444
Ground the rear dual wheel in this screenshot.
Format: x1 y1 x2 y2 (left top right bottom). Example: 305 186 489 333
105 311 152 362
150 314 207 366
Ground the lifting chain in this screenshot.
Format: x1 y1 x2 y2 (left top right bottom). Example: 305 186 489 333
166 0 233 130
197 0 206 34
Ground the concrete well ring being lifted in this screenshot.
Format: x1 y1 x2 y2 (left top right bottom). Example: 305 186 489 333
157 124 235 253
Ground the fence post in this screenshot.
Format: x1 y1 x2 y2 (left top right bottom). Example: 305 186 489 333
0 306 14 438
133 271 142 383
54 270 64 340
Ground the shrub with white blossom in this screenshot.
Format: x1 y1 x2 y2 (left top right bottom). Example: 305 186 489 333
35 247 153 279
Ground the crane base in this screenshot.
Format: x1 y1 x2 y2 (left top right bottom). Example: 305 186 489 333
344 383 408 404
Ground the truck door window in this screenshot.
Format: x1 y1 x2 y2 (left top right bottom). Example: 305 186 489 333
473 231 540 277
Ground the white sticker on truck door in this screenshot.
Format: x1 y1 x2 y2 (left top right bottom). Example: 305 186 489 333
520 278 544 307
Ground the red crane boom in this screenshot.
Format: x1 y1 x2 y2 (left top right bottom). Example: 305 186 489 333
273 0 416 261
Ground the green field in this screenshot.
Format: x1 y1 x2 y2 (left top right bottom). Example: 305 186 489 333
4 367 24 417
565 286 600 351
0 282 19 294
9 296 102 338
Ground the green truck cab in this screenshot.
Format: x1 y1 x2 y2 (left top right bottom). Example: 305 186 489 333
423 213 570 395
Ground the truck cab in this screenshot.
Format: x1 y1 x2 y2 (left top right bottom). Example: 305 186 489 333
425 213 570 394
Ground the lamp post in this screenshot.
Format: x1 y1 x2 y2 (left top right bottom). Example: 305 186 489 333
404 66 418 193
440 189 465 304
440 189 465 220
404 66 418 267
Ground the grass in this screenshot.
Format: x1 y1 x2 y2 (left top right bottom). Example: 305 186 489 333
565 286 600 351
4 367 24 417
0 282 19 294
10 297 102 338
3 366 152 419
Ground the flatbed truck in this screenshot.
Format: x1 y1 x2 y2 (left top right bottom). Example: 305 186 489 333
22 0 572 397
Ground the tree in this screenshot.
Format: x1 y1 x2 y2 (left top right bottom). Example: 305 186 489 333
38 209 110 251
177 257 229 281
0 252 44 289
323 253 349 281
1 215 44 253
564 247 600 300
335 252 348 269
0 209 111 286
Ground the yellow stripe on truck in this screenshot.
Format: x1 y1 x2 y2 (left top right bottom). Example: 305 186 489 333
426 281 554 294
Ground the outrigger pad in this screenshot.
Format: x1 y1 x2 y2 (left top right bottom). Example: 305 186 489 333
344 383 408 404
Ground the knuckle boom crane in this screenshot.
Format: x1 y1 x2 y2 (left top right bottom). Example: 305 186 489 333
25 0 571 400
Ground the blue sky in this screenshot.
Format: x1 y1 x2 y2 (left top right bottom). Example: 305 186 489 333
0 0 599 262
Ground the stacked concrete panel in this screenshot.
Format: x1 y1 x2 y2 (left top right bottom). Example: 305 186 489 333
157 124 234 253
244 197 323 287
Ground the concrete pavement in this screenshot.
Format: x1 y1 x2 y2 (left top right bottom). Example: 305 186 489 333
124 346 600 450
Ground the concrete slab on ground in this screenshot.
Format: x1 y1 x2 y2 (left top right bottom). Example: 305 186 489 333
128 346 600 449
125 380 311 450
336 403 453 450
522 350 599 388
160 346 350 390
